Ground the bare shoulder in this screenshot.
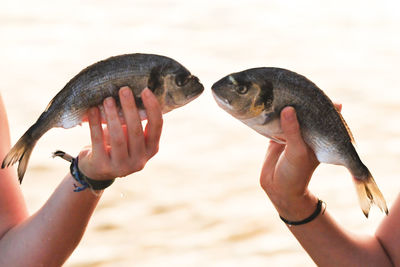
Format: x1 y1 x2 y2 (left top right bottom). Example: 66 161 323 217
376 193 400 264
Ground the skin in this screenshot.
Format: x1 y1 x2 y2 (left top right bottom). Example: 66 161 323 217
261 105 399 267
0 86 163 266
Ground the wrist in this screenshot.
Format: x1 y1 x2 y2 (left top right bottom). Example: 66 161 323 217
53 150 115 192
70 157 115 191
269 191 319 222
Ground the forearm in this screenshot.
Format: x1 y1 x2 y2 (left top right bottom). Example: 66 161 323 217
268 192 393 267
0 174 102 267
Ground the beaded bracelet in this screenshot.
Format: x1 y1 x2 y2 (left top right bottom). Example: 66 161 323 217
53 150 115 192
279 199 325 226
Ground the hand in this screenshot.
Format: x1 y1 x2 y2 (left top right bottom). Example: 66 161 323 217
260 104 342 220
78 86 163 181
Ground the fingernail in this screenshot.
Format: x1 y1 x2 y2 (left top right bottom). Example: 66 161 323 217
142 88 151 97
121 87 131 98
105 97 114 107
283 107 296 121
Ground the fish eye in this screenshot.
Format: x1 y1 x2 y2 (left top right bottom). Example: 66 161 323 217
175 74 189 87
237 85 248 94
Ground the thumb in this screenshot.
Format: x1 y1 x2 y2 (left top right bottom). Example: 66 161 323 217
280 106 319 170
280 106 304 149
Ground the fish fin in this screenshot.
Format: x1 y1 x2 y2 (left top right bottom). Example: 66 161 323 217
2 127 38 183
268 135 286 144
44 98 54 113
337 112 356 144
354 172 388 218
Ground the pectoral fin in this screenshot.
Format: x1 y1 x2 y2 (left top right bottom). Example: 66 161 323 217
266 134 286 144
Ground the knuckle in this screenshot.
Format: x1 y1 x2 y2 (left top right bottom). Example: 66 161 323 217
259 178 269 191
113 136 126 147
110 161 129 178
133 160 146 172
148 145 159 158
259 171 273 192
260 179 277 197
92 134 102 143
131 126 143 137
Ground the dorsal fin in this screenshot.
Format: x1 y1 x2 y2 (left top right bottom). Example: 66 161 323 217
337 109 356 144
44 97 55 112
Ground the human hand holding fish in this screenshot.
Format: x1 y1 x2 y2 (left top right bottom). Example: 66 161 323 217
77 86 163 182
257 103 398 267
260 104 340 221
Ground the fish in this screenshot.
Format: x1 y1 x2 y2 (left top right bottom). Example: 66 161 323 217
2 53 204 182
211 67 387 217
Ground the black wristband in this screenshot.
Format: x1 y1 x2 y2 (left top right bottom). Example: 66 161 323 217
279 199 324 226
53 150 115 191
70 157 115 191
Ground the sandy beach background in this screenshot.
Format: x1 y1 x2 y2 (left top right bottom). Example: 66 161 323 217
1 0 400 266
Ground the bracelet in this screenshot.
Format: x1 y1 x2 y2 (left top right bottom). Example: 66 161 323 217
53 150 115 192
70 157 115 192
279 199 325 226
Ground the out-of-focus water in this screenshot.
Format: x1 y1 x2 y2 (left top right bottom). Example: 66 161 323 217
1 1 399 266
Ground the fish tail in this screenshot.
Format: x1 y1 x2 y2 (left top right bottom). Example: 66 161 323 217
2 125 40 183
353 170 388 218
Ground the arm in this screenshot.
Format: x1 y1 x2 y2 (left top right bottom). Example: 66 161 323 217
0 87 162 266
260 106 396 267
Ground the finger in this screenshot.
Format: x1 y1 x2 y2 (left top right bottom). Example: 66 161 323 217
142 88 163 158
280 107 304 149
119 86 146 158
280 107 312 162
102 126 110 146
104 96 129 161
262 140 285 177
281 107 319 167
87 107 107 158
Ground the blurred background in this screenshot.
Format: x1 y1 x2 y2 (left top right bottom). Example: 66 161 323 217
1 0 399 266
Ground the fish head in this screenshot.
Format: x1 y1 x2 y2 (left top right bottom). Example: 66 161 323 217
163 68 204 109
211 70 274 120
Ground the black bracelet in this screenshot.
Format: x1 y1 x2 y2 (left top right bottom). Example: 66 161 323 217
70 157 115 192
279 199 325 226
53 150 115 192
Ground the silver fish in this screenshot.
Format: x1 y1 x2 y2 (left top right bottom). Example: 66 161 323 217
211 67 387 217
2 53 204 182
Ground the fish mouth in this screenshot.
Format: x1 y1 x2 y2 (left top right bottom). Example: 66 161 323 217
187 89 203 102
211 77 226 92
212 91 232 110
187 83 204 100
211 84 219 93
